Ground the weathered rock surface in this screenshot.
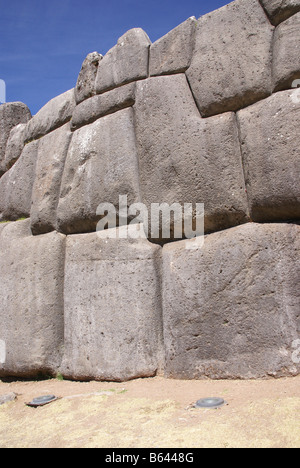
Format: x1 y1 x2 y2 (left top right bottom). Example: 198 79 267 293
149 17 197 76
0 102 31 176
162 223 300 379
3 123 27 170
0 220 65 378
30 123 72 235
0 140 39 221
71 82 136 130
57 108 140 234
273 12 300 92
75 52 103 104
134 74 249 239
25 89 75 142
260 0 300 25
186 0 274 116
237 89 300 222
95 28 151 94
61 229 163 381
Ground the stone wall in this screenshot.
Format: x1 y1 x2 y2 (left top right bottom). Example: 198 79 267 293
0 0 299 380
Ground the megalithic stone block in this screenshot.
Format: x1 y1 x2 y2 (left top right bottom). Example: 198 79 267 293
237 89 300 222
0 220 66 378
134 74 249 240
75 52 103 104
162 223 300 379
149 17 197 76
260 0 300 25
0 102 31 176
95 28 151 94
4 123 27 171
61 229 163 381
273 12 300 92
30 123 73 235
0 140 39 221
57 107 141 235
25 89 76 142
186 0 274 116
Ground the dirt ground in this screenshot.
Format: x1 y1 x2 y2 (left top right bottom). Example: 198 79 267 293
0 375 299 448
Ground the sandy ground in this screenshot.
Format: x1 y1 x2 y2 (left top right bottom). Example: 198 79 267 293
0 375 299 448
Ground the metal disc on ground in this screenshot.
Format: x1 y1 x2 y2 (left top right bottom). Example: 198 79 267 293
195 398 226 409
27 395 57 407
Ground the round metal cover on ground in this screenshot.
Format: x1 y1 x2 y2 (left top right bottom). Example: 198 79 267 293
27 395 57 407
195 398 226 409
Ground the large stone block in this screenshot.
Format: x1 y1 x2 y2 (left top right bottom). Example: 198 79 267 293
95 28 151 94
0 140 39 221
30 123 73 235
273 12 300 92
260 0 300 25
134 74 249 239
0 220 66 378
3 123 27 171
25 89 76 142
0 102 31 176
237 89 300 222
162 223 300 379
61 230 163 381
57 108 141 234
149 17 197 76
75 52 103 104
71 82 136 130
186 0 274 116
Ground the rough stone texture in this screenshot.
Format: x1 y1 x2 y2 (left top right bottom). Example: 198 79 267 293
95 28 151 94
162 223 300 380
60 230 163 381
237 89 300 222
0 102 31 176
3 123 27 171
273 12 300 92
0 140 39 221
186 0 274 117
25 89 76 142
30 123 73 235
149 17 197 76
71 82 136 130
57 108 141 234
75 52 103 104
0 220 65 378
134 74 249 239
260 0 300 25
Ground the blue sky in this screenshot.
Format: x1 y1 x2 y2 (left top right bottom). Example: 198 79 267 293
0 0 230 115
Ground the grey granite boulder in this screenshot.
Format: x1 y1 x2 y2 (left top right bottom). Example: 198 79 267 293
75 52 103 104
273 12 300 92
30 123 73 235
71 82 136 130
0 102 31 176
260 0 300 25
0 220 65 378
25 89 76 142
95 28 151 94
162 222 300 379
186 0 274 116
149 17 197 76
61 229 163 381
237 89 300 222
134 74 249 240
57 108 141 234
0 140 39 221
